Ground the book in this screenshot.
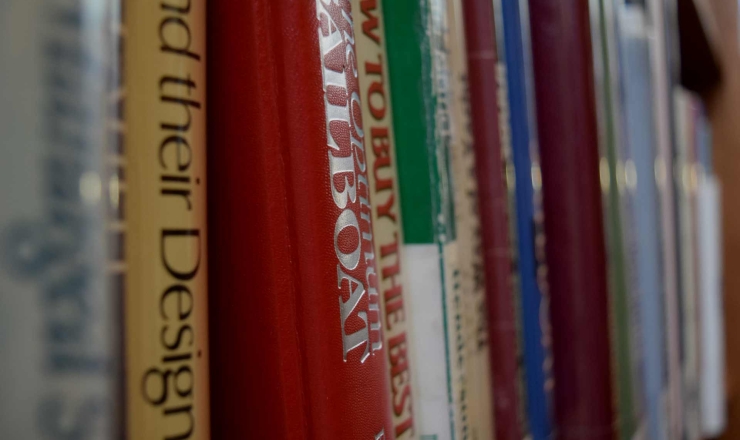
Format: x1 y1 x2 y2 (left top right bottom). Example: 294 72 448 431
674 88 702 440
588 0 643 436
615 2 668 439
384 1 469 438
528 0 616 438
207 0 393 438
353 0 419 437
646 0 684 436
446 0 496 437
696 2 740 437
492 0 555 436
694 106 726 437
461 0 525 439
0 0 123 438
123 0 210 438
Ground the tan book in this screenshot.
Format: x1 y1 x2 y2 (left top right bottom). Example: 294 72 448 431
446 0 496 438
123 1 210 438
352 1 419 438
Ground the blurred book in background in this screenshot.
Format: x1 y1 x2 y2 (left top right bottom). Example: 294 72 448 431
0 0 123 438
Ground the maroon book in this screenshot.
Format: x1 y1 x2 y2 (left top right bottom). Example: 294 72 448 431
207 0 393 439
527 0 616 438
462 2 524 440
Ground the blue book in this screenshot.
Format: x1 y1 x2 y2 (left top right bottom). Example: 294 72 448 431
493 0 553 437
616 1 667 439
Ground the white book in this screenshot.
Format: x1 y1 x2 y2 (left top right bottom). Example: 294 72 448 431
698 175 726 437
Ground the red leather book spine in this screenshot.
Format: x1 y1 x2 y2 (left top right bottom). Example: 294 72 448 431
208 1 393 439
461 2 523 440
527 0 615 438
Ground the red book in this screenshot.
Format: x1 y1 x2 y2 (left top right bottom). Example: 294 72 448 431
527 0 615 438
462 2 524 440
207 1 393 439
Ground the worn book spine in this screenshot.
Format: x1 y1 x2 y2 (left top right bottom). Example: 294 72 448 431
385 1 468 438
461 0 524 438
447 0 496 438
124 0 210 438
0 0 123 438
493 0 555 436
353 0 418 438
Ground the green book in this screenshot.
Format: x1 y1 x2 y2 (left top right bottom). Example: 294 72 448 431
384 1 468 439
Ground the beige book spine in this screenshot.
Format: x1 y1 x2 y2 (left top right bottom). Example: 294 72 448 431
124 1 210 439
446 0 496 438
352 0 419 438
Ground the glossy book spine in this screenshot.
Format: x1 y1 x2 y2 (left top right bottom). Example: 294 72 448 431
0 1 123 438
124 0 210 438
461 0 524 438
385 1 468 438
353 0 418 437
207 0 393 438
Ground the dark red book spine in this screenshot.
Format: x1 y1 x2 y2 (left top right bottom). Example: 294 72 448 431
462 2 523 440
208 1 393 439
527 0 615 438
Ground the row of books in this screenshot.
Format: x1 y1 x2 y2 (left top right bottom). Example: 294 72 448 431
0 0 725 439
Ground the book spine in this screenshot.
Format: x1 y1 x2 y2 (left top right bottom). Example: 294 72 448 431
646 0 683 435
491 0 531 436
495 0 555 436
587 0 640 437
674 88 701 440
528 0 615 437
353 0 418 438
281 1 395 437
615 51 648 435
446 0 496 438
0 0 123 437
384 1 467 438
206 0 305 437
461 1 524 439
207 1 394 437
696 120 726 436
617 4 668 439
0 0 123 438
123 0 210 438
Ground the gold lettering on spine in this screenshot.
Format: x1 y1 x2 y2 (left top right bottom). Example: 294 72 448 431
317 0 383 364
124 0 209 438
354 0 417 437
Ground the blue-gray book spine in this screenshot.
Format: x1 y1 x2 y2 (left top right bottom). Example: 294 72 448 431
616 1 667 439
0 0 124 438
